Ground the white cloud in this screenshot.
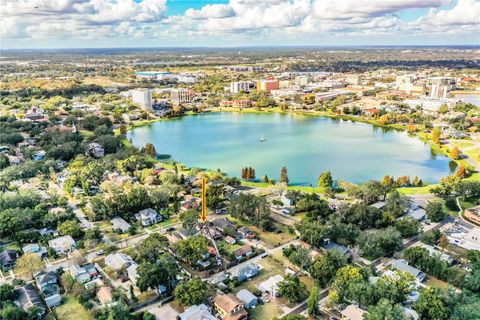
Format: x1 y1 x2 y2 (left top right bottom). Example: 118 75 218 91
0 0 479 46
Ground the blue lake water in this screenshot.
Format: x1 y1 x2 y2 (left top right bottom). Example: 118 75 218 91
127 112 456 185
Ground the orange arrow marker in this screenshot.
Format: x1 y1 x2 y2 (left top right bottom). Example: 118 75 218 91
201 177 207 223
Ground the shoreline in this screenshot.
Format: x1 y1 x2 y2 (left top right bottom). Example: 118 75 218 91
121 107 469 193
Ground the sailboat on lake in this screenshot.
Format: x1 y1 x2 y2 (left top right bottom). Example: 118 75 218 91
259 132 267 142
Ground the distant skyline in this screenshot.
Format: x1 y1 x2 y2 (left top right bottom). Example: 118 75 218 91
1 0 479 49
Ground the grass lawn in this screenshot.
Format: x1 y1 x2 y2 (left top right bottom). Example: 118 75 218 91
464 147 480 161
217 239 244 254
453 141 476 149
425 276 449 289
227 216 295 249
55 296 91 320
249 301 282 320
398 185 435 195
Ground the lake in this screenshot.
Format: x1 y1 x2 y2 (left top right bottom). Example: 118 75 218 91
127 112 456 185
453 93 480 106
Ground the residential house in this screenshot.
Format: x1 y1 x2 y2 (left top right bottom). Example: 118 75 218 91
236 289 258 309
22 243 48 259
237 227 255 240
212 218 236 233
233 245 253 260
110 217 132 233
258 275 284 297
15 284 46 317
69 263 99 284
370 201 386 210
105 252 135 271
281 194 294 206
97 286 114 306
341 304 366 320
35 271 62 308
235 263 260 282
32 150 46 161
391 259 426 282
214 294 248 320
86 143 105 158
225 236 237 245
135 208 162 227
179 304 218 320
0 250 18 271
126 262 140 283
405 203 427 221
48 235 76 255
421 244 454 264
321 240 351 259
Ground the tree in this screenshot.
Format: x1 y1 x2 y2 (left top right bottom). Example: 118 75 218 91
145 143 156 158
365 299 408 320
206 184 224 210
119 124 127 136
280 166 289 184
394 217 420 238
450 146 460 160
14 253 44 280
456 165 466 178
414 287 448 320
174 277 207 306
58 220 83 238
1 303 27 320
136 234 169 263
385 190 409 218
318 171 333 188
0 284 16 307
229 193 271 230
278 275 308 303
107 302 132 320
262 175 269 183
432 127 441 145
426 200 447 222
310 249 347 287
358 227 402 260
136 255 179 293
179 210 199 235
412 176 423 187
307 285 320 317
174 235 209 265
281 315 306 320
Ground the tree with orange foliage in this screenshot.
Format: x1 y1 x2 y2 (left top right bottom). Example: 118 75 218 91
456 165 466 178
450 146 460 160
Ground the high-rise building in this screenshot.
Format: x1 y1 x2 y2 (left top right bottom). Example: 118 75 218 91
230 81 255 93
131 89 153 110
171 88 195 104
256 79 279 92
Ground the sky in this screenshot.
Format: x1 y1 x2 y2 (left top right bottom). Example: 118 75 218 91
1 0 479 49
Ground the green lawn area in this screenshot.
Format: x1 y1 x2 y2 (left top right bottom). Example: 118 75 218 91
464 147 480 160
217 239 244 254
398 185 435 195
453 141 475 149
249 301 282 320
55 296 91 320
425 276 449 289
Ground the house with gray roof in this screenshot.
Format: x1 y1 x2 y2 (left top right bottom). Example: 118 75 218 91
135 208 162 227
48 235 76 255
236 289 258 309
178 303 217 320
35 271 62 308
110 216 132 233
15 284 46 317
0 250 18 271
391 259 426 282
23 243 48 259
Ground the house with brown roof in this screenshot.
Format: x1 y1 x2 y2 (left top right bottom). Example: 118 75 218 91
214 294 248 320
232 245 252 260
97 286 114 306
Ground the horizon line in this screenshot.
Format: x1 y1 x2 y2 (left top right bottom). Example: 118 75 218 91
1 44 480 51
